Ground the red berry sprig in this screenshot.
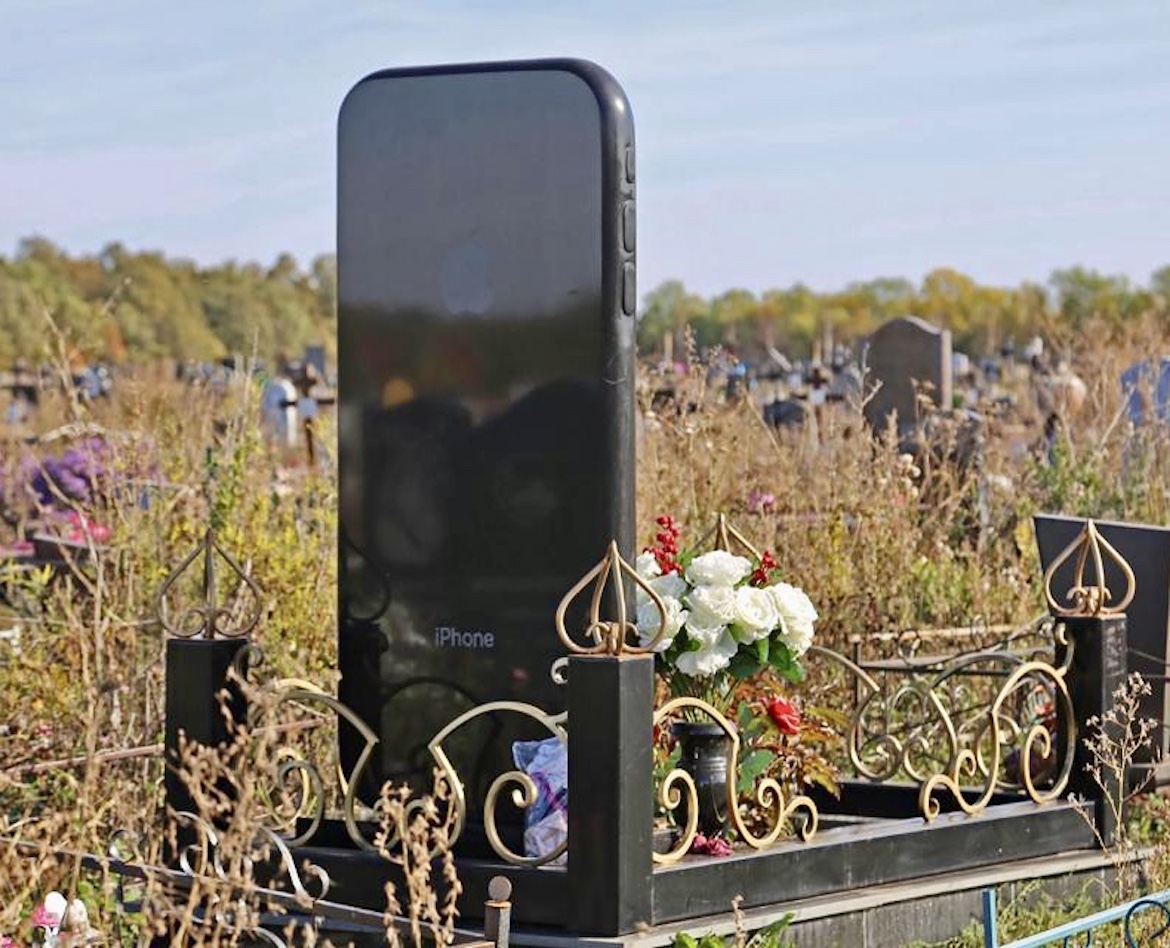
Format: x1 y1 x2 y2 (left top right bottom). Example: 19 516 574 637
750 550 779 587
646 514 682 575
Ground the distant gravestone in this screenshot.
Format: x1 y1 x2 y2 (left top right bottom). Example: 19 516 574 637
862 317 953 433
304 345 328 381
828 364 862 406
1121 357 1170 427
1035 514 1170 767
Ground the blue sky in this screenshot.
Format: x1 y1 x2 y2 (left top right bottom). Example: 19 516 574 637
2 1 1168 298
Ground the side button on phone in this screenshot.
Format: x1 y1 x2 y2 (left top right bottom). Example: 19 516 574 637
621 263 636 316
622 202 636 253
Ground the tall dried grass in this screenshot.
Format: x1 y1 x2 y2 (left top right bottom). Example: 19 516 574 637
2 316 1170 941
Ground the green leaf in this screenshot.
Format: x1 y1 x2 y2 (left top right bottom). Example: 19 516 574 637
746 913 796 948
767 641 806 683
728 651 762 680
737 705 766 739
673 934 700 948
738 748 776 786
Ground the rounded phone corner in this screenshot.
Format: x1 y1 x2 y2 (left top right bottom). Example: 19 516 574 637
338 58 634 139
545 59 634 125
337 70 383 129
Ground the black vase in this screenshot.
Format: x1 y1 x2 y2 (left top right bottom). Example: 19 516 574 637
672 721 732 837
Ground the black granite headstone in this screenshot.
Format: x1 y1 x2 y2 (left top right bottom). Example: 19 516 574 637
1035 514 1170 759
336 61 636 827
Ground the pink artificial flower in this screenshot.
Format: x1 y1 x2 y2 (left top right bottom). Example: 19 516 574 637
747 489 776 515
29 905 60 929
1 933 19 947
65 511 111 544
690 833 734 857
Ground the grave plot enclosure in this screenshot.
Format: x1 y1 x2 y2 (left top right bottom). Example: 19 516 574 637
265 521 1124 939
60 516 1126 943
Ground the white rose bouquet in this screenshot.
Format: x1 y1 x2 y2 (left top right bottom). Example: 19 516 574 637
636 516 817 712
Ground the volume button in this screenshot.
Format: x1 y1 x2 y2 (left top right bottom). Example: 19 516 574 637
624 146 635 184
621 262 636 316
622 201 636 253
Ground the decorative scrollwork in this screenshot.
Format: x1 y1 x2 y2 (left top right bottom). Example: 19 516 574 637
242 650 575 864
247 681 381 852
1043 519 1136 617
804 645 963 784
801 618 1076 821
652 697 818 865
426 701 569 866
157 527 263 639
918 642 1076 821
555 541 669 655
232 641 267 682
172 810 332 904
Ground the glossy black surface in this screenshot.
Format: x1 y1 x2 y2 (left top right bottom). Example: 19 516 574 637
567 655 654 935
1035 514 1170 758
337 61 635 816
673 722 732 836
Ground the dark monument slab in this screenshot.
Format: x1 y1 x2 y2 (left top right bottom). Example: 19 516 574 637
336 60 636 826
862 316 953 433
1035 514 1170 762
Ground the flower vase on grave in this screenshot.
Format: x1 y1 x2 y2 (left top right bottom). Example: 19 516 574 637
672 720 732 837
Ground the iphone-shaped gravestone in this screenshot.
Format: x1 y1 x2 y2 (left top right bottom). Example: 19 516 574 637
337 60 636 837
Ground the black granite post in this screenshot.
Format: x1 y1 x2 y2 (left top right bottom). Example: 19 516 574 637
154 638 249 947
1057 614 1127 846
163 637 248 823
567 654 654 935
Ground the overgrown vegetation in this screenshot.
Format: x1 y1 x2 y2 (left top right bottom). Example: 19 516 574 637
638 328 1170 649
0 327 337 943
3 284 1170 943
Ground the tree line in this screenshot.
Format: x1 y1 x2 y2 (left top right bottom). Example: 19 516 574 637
0 237 336 366
638 266 1170 361
4 237 1169 366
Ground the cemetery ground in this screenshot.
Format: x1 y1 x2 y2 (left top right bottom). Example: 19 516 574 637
3 321 1170 945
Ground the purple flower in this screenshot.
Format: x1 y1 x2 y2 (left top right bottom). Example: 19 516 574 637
747 489 776 515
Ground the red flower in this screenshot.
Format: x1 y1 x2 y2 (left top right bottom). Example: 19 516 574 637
764 696 802 736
